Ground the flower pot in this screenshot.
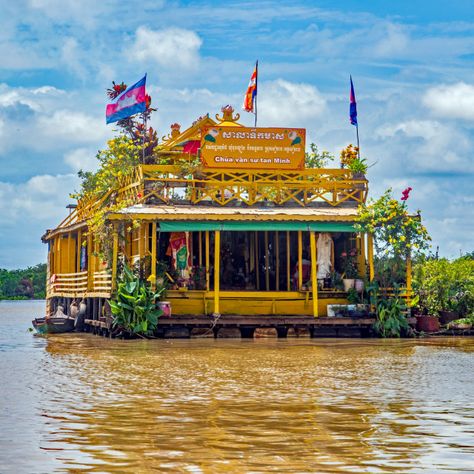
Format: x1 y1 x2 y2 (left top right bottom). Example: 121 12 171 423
450 322 472 330
355 279 364 293
343 278 355 292
438 310 459 326
157 301 171 317
416 315 440 333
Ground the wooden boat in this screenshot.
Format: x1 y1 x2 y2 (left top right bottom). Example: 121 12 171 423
32 317 75 334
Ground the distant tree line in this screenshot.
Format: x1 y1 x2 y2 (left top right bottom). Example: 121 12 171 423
0 264 46 300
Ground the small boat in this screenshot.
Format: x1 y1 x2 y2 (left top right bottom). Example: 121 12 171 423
32 304 76 334
32 317 75 334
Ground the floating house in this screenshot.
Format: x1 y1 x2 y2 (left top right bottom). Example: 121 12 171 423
42 105 401 337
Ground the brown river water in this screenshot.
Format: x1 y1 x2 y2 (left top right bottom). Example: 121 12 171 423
1 301 473 473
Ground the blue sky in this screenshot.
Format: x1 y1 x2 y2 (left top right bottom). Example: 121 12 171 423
0 0 473 268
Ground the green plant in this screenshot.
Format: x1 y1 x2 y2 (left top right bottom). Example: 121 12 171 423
305 143 334 168
368 282 410 337
356 188 431 259
341 248 359 278
330 271 344 290
348 157 368 174
110 263 166 336
447 315 474 329
347 287 359 304
413 256 474 316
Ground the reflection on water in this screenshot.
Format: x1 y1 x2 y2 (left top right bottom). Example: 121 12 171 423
1 301 474 473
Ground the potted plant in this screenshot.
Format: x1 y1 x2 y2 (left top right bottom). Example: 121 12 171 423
447 315 473 331
348 157 368 179
341 248 358 291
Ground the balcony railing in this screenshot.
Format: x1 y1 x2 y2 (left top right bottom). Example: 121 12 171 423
57 165 368 231
47 271 88 297
47 271 112 297
140 165 368 207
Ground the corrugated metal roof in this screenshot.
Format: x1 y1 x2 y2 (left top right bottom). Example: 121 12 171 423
110 204 358 222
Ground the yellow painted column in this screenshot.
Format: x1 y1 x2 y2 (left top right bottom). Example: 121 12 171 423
298 230 303 289
138 223 143 262
286 231 291 291
87 233 93 291
151 222 157 290
56 237 61 274
310 231 318 317
52 238 57 274
406 251 412 305
111 226 119 291
205 231 210 291
214 230 221 315
367 233 375 282
67 232 72 273
76 229 82 272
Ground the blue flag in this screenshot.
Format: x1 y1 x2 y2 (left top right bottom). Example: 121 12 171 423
350 76 357 126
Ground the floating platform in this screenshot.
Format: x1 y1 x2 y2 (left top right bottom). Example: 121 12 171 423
83 315 417 338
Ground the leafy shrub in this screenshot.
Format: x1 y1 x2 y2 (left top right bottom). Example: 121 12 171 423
368 282 410 337
110 264 165 336
413 257 474 316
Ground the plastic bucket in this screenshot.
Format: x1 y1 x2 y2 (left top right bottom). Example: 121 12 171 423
158 301 171 317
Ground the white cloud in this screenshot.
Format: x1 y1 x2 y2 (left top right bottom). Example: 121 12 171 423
372 23 409 57
0 173 79 224
61 38 88 78
0 83 65 113
423 82 474 120
128 26 202 69
37 110 108 143
258 79 327 125
376 120 442 140
374 118 472 174
64 148 98 173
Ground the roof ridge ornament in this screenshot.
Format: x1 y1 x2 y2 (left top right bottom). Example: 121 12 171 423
216 105 240 123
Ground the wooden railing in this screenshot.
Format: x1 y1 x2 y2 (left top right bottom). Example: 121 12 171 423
47 271 112 297
141 165 368 207
93 271 112 294
48 271 88 297
54 165 368 231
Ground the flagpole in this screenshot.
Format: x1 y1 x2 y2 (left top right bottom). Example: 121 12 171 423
356 123 360 159
254 60 258 127
142 113 147 164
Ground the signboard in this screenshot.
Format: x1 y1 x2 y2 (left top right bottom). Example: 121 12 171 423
200 126 306 169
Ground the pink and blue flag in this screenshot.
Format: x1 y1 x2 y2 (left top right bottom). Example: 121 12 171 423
106 74 147 124
349 76 357 126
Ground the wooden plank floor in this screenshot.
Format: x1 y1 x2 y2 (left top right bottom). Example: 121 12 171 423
155 315 405 327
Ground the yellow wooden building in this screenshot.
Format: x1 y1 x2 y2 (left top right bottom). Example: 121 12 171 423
42 105 390 332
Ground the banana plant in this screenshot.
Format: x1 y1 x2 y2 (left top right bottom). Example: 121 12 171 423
109 263 165 336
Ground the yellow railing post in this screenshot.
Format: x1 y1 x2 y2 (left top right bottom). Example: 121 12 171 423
151 222 157 291
76 229 82 273
286 231 291 291
87 232 93 291
310 231 318 317
111 226 119 291
298 230 303 290
367 233 375 282
205 231 210 291
67 232 72 273
214 230 221 315
406 251 412 305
